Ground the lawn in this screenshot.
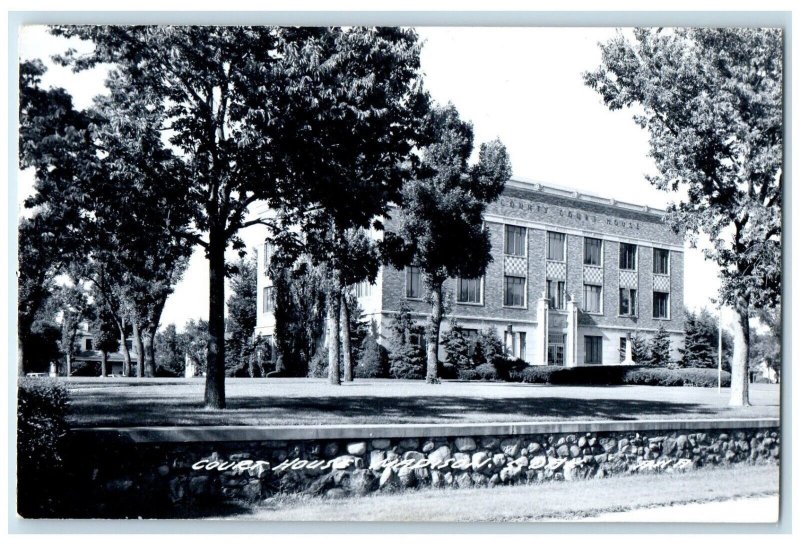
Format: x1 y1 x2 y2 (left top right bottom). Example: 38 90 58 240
222 463 780 522
61 377 780 427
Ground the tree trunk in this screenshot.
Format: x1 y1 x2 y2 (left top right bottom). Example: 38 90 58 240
327 272 342 385
132 321 145 378
119 315 131 377
65 352 72 378
340 291 353 382
142 328 156 377
729 305 751 406
426 282 443 384
18 333 26 377
100 350 108 377
205 228 227 409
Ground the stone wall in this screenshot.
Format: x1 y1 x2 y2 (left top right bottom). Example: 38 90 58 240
57 421 779 518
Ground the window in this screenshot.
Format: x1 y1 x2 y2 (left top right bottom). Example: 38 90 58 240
653 248 670 275
406 266 422 299
504 331 527 360
548 333 566 365
584 336 603 364
457 277 482 304
653 292 670 319
505 225 527 256
355 281 372 298
409 328 427 350
504 276 526 307
583 284 602 313
584 237 602 266
619 243 637 270
85 338 93 351
547 231 566 261
262 286 274 313
619 288 637 316
263 242 271 270
619 337 628 362
126 340 133 351
547 279 565 310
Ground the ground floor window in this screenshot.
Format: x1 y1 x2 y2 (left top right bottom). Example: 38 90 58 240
547 333 566 365
504 331 527 360
584 335 603 364
653 291 670 318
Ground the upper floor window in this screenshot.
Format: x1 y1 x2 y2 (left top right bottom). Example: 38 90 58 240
406 266 422 299
457 277 482 304
85 338 93 351
504 276 526 307
653 291 670 319
547 279 566 310
263 242 271 270
262 286 274 313
584 237 602 266
653 248 670 275
583 284 602 314
619 243 637 270
619 287 637 317
547 231 566 261
505 225 527 256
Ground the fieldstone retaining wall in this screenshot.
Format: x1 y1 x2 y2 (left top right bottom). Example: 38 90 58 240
61 419 779 518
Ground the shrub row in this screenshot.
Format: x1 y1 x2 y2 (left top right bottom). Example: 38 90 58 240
508 365 731 387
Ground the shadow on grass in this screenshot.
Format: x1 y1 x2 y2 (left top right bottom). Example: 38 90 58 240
67 392 723 427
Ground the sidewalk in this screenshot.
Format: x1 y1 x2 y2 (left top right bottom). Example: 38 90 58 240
570 495 779 523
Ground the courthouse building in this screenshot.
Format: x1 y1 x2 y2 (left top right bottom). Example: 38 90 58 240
255 177 685 367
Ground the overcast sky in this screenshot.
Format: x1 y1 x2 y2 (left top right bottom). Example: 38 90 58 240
17 25 728 330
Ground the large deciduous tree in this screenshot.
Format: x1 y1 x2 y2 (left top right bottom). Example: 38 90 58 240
54 26 425 406
384 103 512 383
584 28 782 405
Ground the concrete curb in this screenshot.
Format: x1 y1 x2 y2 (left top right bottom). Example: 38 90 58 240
69 417 780 443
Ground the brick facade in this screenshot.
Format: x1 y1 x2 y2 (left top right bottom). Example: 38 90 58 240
254 178 686 367
368 179 685 366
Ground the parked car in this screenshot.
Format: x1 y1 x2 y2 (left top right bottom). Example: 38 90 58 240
24 372 48 378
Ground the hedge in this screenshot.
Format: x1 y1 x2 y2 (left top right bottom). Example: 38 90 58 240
17 378 69 517
507 365 731 387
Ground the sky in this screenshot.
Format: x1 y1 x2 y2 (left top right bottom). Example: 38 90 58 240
17 25 729 330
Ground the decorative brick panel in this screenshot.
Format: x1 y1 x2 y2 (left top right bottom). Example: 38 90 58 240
619 270 638 289
653 274 671 292
504 255 527 277
583 265 603 285
546 260 566 280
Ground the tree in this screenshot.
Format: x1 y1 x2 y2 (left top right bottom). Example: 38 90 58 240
680 309 715 368
226 255 258 376
384 103 512 383
54 281 94 376
54 26 426 406
268 28 428 387
272 254 327 378
155 324 184 377
751 304 781 382
387 302 425 379
440 321 474 371
584 28 782 406
90 299 120 377
619 331 649 364
17 60 93 376
647 325 672 367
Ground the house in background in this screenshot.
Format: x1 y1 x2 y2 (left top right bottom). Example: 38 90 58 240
70 322 138 376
